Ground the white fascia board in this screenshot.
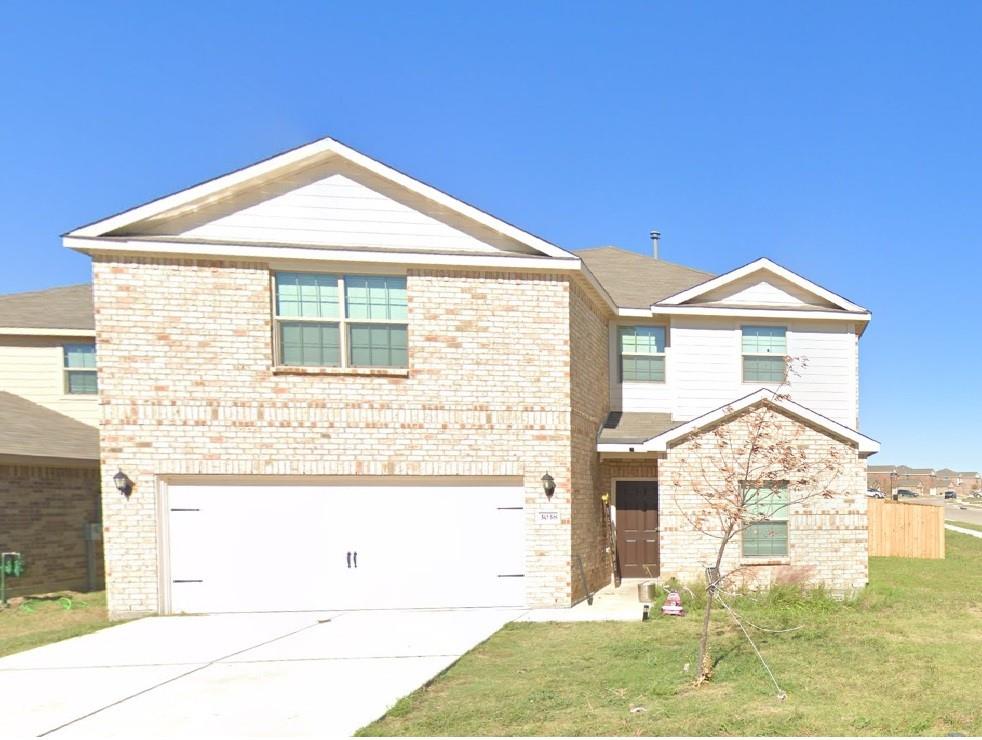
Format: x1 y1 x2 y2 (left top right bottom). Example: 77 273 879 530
656 257 867 313
0 327 95 337
616 307 655 318
65 137 575 260
595 389 880 455
66 138 340 237
646 305 871 322
64 236 582 272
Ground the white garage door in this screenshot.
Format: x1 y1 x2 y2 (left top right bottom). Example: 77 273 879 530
166 481 526 613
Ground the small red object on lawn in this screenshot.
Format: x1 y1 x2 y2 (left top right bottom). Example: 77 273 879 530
661 590 685 617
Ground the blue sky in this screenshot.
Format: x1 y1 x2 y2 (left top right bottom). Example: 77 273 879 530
0 2 979 468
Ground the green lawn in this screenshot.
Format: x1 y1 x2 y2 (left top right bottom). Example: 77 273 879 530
361 533 982 737
0 591 112 658
949 520 982 533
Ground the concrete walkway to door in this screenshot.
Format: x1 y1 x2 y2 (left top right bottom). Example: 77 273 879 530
0 607 521 738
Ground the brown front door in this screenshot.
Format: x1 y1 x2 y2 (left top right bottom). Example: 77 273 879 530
615 481 659 578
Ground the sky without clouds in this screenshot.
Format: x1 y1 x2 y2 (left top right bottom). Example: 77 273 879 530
1 1 978 469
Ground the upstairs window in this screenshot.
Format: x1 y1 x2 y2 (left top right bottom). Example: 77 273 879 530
741 325 786 383
274 272 408 369
619 326 666 382
64 344 97 394
742 482 789 557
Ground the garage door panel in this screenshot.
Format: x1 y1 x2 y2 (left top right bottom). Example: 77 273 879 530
166 481 526 613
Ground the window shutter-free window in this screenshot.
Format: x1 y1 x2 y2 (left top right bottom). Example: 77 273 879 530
742 483 790 557
274 272 408 370
619 326 666 382
64 344 97 394
742 326 787 383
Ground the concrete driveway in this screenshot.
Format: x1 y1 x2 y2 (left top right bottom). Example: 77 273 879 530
0 607 522 738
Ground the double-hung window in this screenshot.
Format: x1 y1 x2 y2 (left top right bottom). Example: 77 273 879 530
741 325 786 383
64 344 97 394
274 272 408 369
742 482 789 557
619 326 666 382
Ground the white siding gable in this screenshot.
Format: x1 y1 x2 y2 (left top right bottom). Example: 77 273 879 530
689 270 839 308
114 156 538 255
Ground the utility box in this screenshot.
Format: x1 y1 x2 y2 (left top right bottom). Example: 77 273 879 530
637 580 659 603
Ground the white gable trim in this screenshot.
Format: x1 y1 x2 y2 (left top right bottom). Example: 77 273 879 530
597 388 880 456
65 137 574 260
656 258 866 313
0 327 95 337
648 305 870 323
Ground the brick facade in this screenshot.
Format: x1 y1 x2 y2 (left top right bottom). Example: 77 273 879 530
93 256 617 617
0 464 103 597
657 408 869 594
92 256 871 616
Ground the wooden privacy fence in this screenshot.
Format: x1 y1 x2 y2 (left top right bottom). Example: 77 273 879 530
868 499 945 559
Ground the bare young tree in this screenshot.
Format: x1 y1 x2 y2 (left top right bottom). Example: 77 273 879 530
669 359 847 686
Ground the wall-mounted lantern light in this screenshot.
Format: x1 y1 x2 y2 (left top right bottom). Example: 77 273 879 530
541 472 556 499
113 469 134 498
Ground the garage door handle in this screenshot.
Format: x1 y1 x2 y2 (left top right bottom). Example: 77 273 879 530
353 551 358 568
346 551 351 568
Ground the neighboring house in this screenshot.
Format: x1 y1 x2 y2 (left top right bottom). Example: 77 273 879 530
62 137 878 618
0 286 103 596
868 464 980 498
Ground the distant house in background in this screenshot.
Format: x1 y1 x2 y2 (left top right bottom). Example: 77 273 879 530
0 285 103 597
868 464 981 498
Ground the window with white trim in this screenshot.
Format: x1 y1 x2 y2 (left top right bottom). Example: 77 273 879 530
64 343 97 394
741 325 786 383
619 325 666 382
742 482 789 557
274 272 408 369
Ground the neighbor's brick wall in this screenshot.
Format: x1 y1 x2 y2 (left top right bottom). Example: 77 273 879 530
568 283 612 602
93 256 584 616
658 409 869 594
0 464 103 597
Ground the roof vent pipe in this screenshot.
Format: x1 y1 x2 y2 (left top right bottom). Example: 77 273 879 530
650 230 661 259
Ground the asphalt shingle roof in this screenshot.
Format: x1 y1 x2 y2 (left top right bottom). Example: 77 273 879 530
576 247 713 309
0 392 98 461
598 411 682 445
0 284 93 331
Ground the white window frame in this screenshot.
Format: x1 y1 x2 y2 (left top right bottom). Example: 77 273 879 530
272 272 408 369
740 325 787 384
741 480 790 558
63 343 97 395
618 325 667 383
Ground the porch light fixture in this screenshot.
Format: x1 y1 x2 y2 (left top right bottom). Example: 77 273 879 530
113 469 134 498
541 473 556 499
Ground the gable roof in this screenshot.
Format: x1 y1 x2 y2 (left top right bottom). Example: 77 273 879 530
576 247 713 308
657 257 867 313
0 392 98 462
64 136 576 262
597 388 880 457
0 284 93 333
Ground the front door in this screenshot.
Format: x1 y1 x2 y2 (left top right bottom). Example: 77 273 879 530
615 481 659 578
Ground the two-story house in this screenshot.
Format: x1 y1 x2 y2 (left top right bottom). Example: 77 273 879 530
63 137 878 618
0 284 103 596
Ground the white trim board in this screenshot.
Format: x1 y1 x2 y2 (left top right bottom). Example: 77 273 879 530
597 388 880 456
